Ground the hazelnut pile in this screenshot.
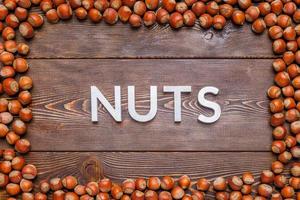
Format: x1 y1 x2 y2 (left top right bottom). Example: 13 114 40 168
0 0 298 198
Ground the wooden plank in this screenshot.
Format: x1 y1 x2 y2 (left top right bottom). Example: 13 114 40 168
22 59 273 151
0 152 273 199
20 19 274 59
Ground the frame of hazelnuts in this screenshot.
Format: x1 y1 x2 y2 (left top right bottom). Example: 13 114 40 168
0 0 299 198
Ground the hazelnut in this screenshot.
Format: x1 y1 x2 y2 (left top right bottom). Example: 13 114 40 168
271 0 283 15
183 10 196 26
6 131 20 145
241 185 251 195
53 190 65 200
291 146 300 158
156 8 169 24
213 14 226 30
274 71 290 87
261 170 274 184
242 172 254 184
64 192 79 200
169 12 183 29
27 13 43 28
103 8 118 24
0 112 13 124
19 22 34 39
99 178 112 192
162 0 176 13
69 0 81 9
135 177 146 191
283 2 296 15
75 7 87 20
257 184 273 198
17 43 30 55
22 164 37 180
46 9 60 23
94 0 108 12
227 176 243 191
40 0 53 12
287 64 300 78
40 180 50 193
2 27 15 41
161 176 174 190
264 13 277 27
281 186 295 198
199 13 213 29
4 40 17 53
267 86 281 99
206 1 219 16
284 97 296 109
213 177 227 191
283 51 295 65
159 191 172 200
0 123 8 138
145 190 158 200
5 14 19 29
147 177 161 190
291 164 300 176
122 179 135 194
278 151 292 163
62 175 78 190
82 0 94 10
8 100 22 115
0 173 9 187
11 156 25 170
178 175 190 189
15 138 31 153
285 135 297 147
196 178 210 191
283 26 296 41
219 4 233 19
215 192 229 200
245 6 260 22
274 175 287 188
171 186 184 199
12 119 27 135
252 18 266 34
271 140 286 154
88 8 102 23
273 58 286 72
133 1 146 16
145 0 158 10
191 2 206 17
238 0 251 10
18 90 32 105
122 0 136 8
287 41 298 52
20 178 33 192
96 192 110 200
8 170 22 183
129 14 142 27
131 190 145 200
270 99 284 113
19 108 33 122
86 181 99 196
6 183 21 196
0 51 14 65
111 184 123 199
0 160 12 174
293 9 300 23
289 177 300 190
277 14 291 28
50 177 63 191
258 2 271 16
19 76 33 90
57 4 73 20
3 149 15 160
269 26 283 40
229 191 242 200
0 5 8 20
118 6 132 22
143 11 156 26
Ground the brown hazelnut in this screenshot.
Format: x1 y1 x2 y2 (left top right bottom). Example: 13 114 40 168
206 1 219 15
196 178 210 191
271 0 283 15
242 172 254 184
46 9 60 23
238 0 251 10
122 179 135 194
178 175 190 189
75 7 87 20
213 14 226 30
86 182 99 196
213 177 227 191
132 190 145 200
281 186 295 198
62 175 78 190
135 177 146 191
2 27 15 41
145 190 158 200
261 170 274 184
88 8 102 23
22 164 37 180
162 0 176 13
227 176 243 191
0 173 9 187
64 192 79 200
159 191 172 200
283 2 296 15
169 12 183 29
274 71 290 87
118 6 132 22
284 97 296 109
17 43 29 55
199 13 213 29
19 76 33 90
245 6 260 22
171 186 184 199
252 18 266 34
6 183 21 196
277 14 291 28
258 2 270 16
129 13 142 27
111 184 123 199
191 2 206 17
8 170 22 184
145 0 158 10
99 178 112 192
15 138 31 153
40 180 50 193
57 4 72 20
161 176 174 190
19 22 34 39
156 8 169 24
0 51 14 65
147 177 161 190
6 131 20 145
143 11 156 26
278 151 292 163
27 13 43 28
11 156 25 170
270 99 284 113
18 90 32 105
20 178 33 192
103 8 118 24
94 0 109 12
264 13 277 27
257 184 273 198
133 1 146 16
274 175 287 188
219 4 233 19
50 177 63 191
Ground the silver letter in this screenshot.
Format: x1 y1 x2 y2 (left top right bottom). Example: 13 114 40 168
128 86 157 122
163 86 192 122
91 86 122 122
198 86 221 123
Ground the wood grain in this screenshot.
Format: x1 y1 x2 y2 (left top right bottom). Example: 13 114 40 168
20 58 274 151
0 152 273 199
20 19 274 59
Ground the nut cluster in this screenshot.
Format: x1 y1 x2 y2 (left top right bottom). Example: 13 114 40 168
0 0 298 198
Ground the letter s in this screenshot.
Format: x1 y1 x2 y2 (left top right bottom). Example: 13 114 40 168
198 86 221 123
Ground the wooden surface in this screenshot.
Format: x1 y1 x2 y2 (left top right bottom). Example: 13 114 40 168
1 20 275 199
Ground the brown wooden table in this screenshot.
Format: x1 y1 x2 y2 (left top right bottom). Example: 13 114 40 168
0 19 275 199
